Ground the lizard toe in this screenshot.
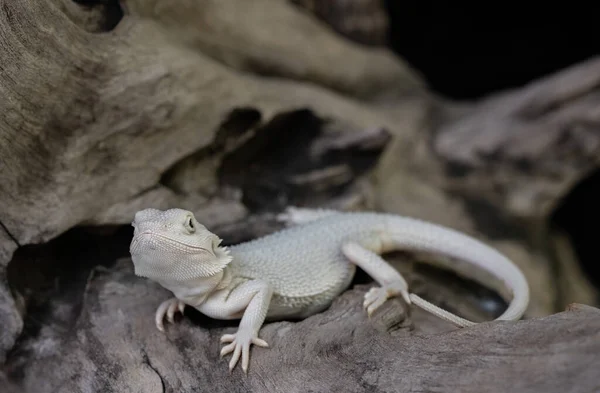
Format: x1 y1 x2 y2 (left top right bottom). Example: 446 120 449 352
363 287 388 317
242 342 251 374
220 333 236 343
167 300 185 323
229 344 242 372
252 338 269 347
155 298 185 332
220 330 269 373
363 287 380 305
220 341 235 357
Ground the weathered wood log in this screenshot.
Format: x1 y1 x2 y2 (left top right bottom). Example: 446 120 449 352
433 57 600 222
291 0 390 46
0 370 23 393
375 57 600 318
0 0 420 248
0 0 422 362
123 0 422 100
0 229 20 363
7 260 600 393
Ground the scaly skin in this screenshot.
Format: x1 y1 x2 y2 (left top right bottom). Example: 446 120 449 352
129 207 530 373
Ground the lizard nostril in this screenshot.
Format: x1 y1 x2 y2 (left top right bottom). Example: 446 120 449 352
134 211 145 223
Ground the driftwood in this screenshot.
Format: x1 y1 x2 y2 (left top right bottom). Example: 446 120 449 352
8 260 600 393
291 0 390 46
374 57 600 319
1 0 600 391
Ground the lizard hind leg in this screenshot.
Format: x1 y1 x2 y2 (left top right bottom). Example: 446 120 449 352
343 242 477 327
341 242 411 317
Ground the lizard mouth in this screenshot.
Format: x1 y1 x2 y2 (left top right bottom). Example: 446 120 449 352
149 232 214 253
130 231 224 257
129 231 150 254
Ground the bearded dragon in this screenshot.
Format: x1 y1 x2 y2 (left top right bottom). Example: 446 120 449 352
129 207 529 373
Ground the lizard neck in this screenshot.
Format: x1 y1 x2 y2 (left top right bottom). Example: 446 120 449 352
215 266 233 290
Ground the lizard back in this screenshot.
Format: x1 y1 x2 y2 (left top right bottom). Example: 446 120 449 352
227 213 388 318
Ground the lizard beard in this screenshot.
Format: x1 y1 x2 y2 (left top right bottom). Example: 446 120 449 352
131 243 233 282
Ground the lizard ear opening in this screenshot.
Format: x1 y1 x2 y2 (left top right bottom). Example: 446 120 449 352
185 215 196 233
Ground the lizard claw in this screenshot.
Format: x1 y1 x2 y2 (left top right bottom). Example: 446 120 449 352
363 284 411 317
363 287 388 317
155 298 186 332
220 330 269 374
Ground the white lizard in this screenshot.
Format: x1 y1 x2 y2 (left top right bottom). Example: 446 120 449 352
129 207 529 373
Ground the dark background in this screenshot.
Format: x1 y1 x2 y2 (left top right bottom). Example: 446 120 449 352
385 2 599 99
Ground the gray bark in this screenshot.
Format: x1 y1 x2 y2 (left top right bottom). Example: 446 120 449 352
10 261 600 393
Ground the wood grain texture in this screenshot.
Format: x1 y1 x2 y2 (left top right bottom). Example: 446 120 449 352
434 57 600 221
291 0 390 46
9 260 600 393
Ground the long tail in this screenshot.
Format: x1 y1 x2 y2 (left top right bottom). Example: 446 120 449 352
384 215 530 327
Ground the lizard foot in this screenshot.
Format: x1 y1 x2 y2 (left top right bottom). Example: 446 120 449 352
155 298 186 332
220 330 269 373
363 284 411 318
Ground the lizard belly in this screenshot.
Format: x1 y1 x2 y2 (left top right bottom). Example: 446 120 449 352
266 262 356 320
229 240 357 320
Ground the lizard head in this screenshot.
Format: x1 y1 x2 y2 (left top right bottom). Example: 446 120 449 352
129 208 232 282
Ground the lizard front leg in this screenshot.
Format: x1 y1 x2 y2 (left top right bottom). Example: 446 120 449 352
155 297 186 332
198 279 273 373
342 242 411 317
